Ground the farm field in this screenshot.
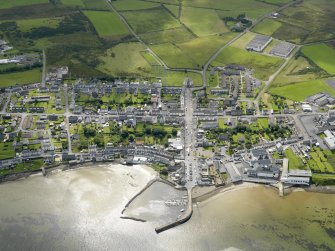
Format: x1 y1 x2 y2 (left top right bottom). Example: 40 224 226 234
274 0 335 43
83 11 130 39
163 71 203 87
182 0 276 19
140 27 195 44
212 46 284 80
122 7 181 34
164 4 179 17
252 19 282 36
269 79 335 101
180 7 229 36
0 69 42 88
272 56 329 87
82 0 109 10
230 32 256 49
112 0 159 11
151 33 237 69
301 44 335 75
0 0 48 9
97 42 153 77
61 0 84 7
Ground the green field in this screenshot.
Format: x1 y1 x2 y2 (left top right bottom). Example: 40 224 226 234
301 44 335 75
98 42 153 77
252 19 282 36
273 0 335 43
164 4 179 18
151 33 237 69
112 0 159 11
0 142 15 160
16 17 63 32
61 0 84 7
269 79 335 101
0 69 42 88
140 26 195 44
181 7 229 36
285 148 305 170
182 0 275 19
212 46 284 80
0 0 48 9
163 71 203 87
122 6 180 34
83 11 130 38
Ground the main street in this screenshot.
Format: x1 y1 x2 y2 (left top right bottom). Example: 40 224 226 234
183 82 198 189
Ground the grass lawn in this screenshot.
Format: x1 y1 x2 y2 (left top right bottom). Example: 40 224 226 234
83 10 130 38
122 6 180 34
301 44 335 75
0 68 42 88
181 7 229 36
312 173 335 186
269 79 335 101
98 42 153 77
252 19 282 36
16 17 63 32
0 0 48 9
285 148 305 170
212 46 284 80
257 118 269 129
112 0 159 11
61 0 84 7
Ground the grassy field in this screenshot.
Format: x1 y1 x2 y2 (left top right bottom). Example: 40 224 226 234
269 79 335 101
181 7 229 36
0 0 48 9
285 148 305 170
83 11 130 39
301 44 335 75
98 42 153 77
182 0 275 20
164 4 179 18
252 19 282 36
140 26 195 44
151 33 237 69
112 0 159 11
163 70 203 87
0 69 42 88
230 32 256 49
273 0 335 43
272 55 329 87
0 142 15 160
16 17 63 32
212 46 284 80
122 6 180 34
82 0 109 10
61 0 84 7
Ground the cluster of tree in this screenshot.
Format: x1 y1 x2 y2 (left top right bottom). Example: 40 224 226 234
223 13 252 32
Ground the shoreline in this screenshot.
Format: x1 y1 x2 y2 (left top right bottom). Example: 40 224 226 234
1 161 335 199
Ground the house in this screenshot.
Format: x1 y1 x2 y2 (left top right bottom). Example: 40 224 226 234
250 149 268 160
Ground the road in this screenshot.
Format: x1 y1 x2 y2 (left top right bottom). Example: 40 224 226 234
183 82 198 189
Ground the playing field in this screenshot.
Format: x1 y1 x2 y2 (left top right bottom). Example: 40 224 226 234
252 19 282 36
212 46 284 80
0 69 42 88
269 79 335 101
83 11 130 38
301 44 335 75
181 7 229 36
0 0 48 9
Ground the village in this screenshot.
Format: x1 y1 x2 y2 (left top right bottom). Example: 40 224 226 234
1 64 335 189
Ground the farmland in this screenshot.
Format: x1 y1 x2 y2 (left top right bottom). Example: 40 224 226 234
112 0 159 11
252 19 282 36
0 68 42 88
0 0 48 9
83 11 130 39
301 44 335 75
269 79 335 101
212 46 284 80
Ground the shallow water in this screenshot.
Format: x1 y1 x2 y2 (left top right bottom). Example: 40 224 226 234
0 164 334 251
